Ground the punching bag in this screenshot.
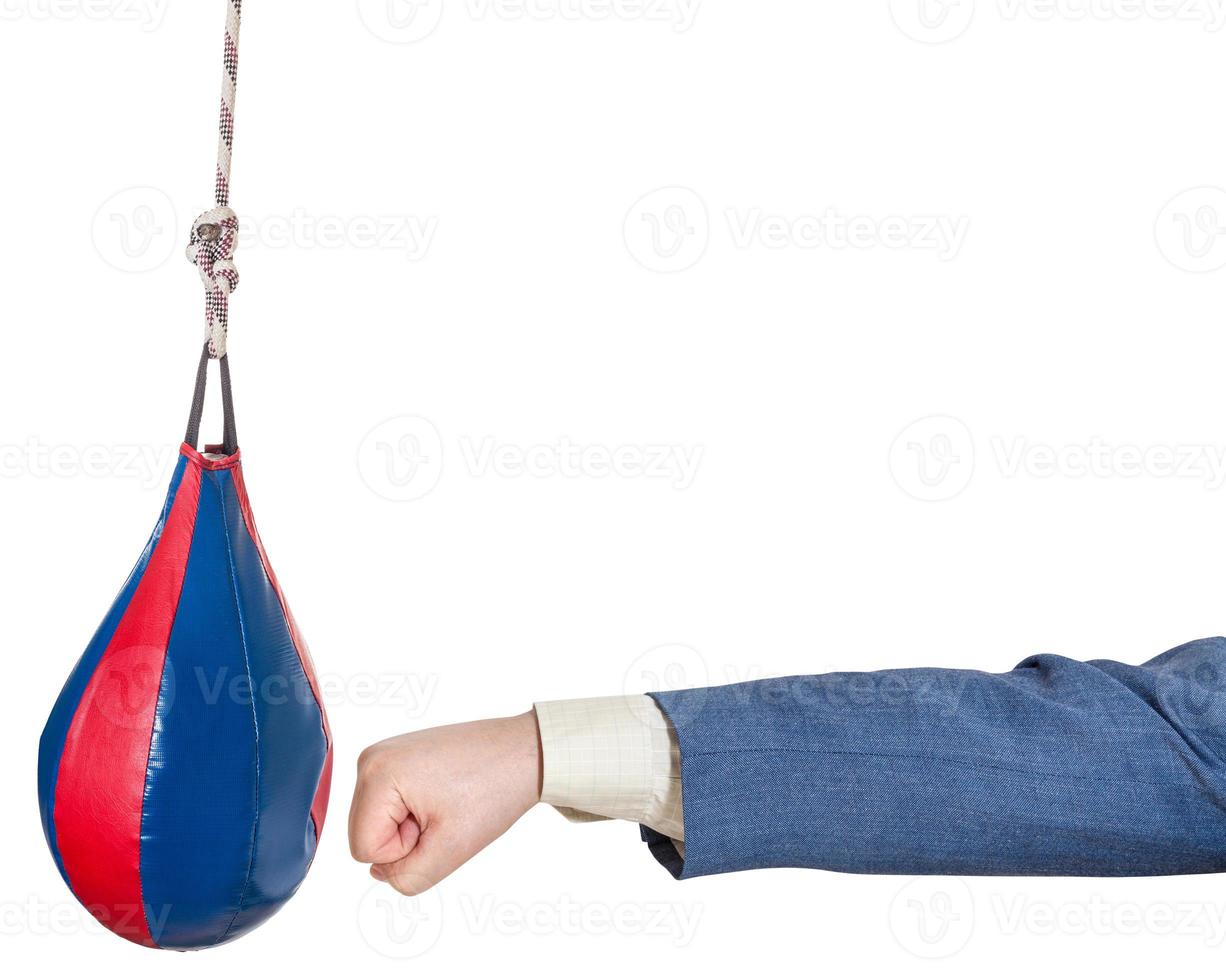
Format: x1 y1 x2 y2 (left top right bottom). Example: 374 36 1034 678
37 346 334 949
37 2 332 949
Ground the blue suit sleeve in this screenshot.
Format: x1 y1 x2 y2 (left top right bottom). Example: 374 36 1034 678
645 637 1226 879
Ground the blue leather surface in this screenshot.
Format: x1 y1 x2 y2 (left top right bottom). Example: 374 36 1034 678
140 467 258 950
37 457 189 886
215 471 326 941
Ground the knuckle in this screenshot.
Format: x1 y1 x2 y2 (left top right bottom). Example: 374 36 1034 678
356 745 385 777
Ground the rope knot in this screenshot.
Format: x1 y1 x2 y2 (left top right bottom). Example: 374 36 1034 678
187 206 239 358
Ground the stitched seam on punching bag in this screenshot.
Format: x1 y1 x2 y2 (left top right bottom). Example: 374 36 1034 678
135 570 191 949
233 466 329 744
215 470 262 944
230 463 330 840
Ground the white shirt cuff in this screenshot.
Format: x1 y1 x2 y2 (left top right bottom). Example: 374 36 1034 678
534 695 684 842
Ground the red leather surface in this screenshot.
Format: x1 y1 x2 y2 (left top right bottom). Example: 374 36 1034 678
231 462 334 839
52 459 203 946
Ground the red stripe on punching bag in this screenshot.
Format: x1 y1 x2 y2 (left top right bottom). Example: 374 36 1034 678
53 460 203 947
231 463 333 840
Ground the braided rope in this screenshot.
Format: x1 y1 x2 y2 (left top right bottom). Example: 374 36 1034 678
186 0 242 360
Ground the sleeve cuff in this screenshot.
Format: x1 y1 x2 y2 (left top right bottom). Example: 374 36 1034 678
534 695 684 841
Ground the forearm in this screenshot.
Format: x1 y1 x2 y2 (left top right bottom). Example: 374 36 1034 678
648 639 1226 878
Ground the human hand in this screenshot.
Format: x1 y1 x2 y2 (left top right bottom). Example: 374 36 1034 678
348 711 543 895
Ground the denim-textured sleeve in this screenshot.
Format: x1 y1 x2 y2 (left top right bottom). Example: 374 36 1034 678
644 637 1226 879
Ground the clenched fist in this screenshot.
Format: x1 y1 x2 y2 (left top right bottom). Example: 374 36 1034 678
348 711 543 895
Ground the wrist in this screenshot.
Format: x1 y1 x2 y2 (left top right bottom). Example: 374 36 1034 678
510 709 543 809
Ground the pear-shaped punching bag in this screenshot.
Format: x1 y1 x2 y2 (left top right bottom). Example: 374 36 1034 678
37 2 332 949
37 345 334 950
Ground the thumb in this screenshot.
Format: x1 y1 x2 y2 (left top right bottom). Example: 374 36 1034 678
349 771 422 865
374 821 468 896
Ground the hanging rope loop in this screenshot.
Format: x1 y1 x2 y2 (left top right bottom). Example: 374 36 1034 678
190 0 242 360
187 205 240 358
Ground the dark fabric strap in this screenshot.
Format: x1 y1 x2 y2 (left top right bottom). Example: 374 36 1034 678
184 341 239 455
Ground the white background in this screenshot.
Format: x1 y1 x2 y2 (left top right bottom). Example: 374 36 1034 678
3 0 1226 973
